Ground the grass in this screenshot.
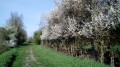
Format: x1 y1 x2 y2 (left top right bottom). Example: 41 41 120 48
12 45 29 67
32 45 109 67
0 44 29 67
0 48 17 67
0 44 109 67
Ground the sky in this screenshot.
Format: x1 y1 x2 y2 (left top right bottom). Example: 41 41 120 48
0 0 55 37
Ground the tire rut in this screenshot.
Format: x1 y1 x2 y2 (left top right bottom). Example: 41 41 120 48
24 47 40 67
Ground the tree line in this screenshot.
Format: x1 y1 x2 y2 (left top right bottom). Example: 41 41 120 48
27 29 42 45
41 0 120 67
0 12 27 53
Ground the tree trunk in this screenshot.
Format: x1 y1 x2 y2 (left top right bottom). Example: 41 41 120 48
110 51 115 67
100 40 104 63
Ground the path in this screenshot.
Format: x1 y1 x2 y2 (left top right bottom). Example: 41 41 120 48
24 46 40 67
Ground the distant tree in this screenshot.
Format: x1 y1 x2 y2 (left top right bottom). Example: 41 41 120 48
27 37 33 43
33 30 42 45
6 12 27 45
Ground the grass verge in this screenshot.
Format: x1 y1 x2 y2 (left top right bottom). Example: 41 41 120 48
0 48 17 67
12 45 29 67
0 44 109 67
32 45 109 67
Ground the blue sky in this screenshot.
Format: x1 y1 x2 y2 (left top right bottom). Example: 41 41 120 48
0 0 55 37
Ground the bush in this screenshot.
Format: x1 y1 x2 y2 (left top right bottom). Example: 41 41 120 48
33 30 42 45
0 44 10 54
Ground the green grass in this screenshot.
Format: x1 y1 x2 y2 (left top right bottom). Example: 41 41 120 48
0 44 109 67
12 45 29 67
32 45 109 67
0 48 17 67
0 45 29 67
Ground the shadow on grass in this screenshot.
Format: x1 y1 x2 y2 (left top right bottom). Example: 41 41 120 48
16 42 33 47
7 54 16 67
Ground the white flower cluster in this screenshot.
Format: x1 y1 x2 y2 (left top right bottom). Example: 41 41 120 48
41 0 120 40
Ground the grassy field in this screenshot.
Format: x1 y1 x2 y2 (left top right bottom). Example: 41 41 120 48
32 45 109 67
0 44 109 67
